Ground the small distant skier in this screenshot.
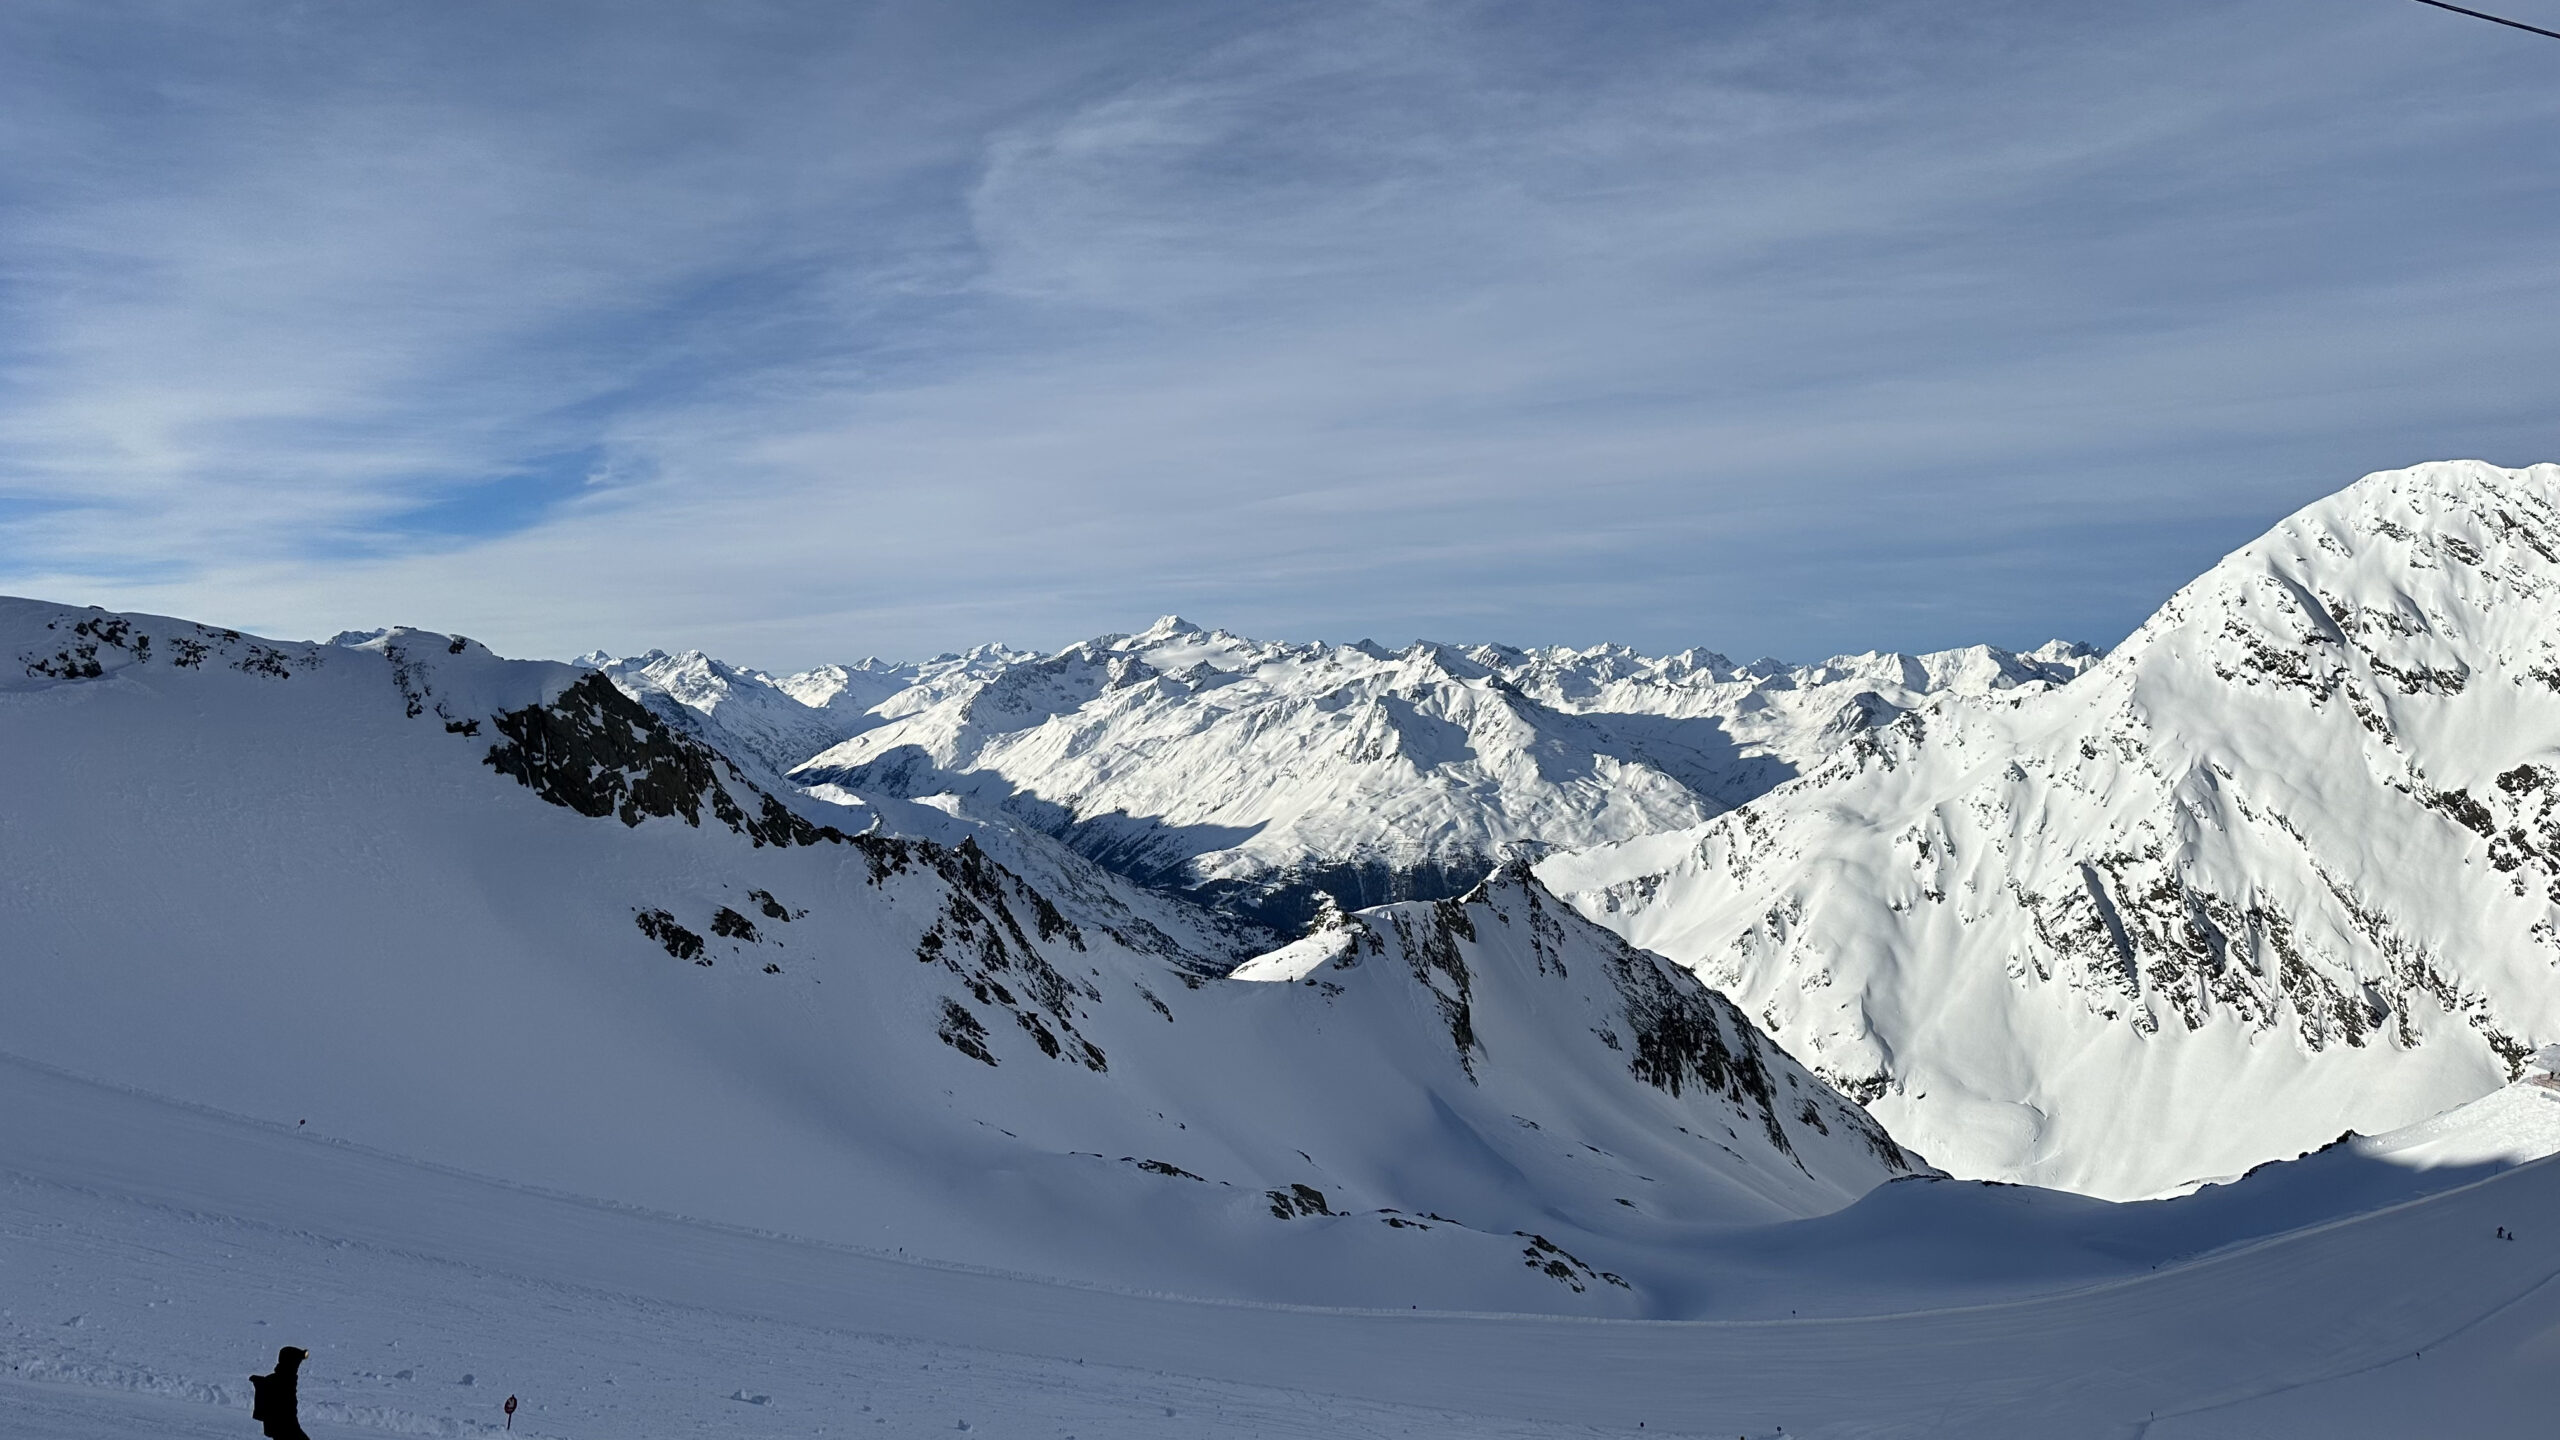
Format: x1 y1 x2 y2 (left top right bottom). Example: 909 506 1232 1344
250 1345 312 1440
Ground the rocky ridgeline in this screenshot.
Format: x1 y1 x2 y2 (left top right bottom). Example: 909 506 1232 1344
18 608 325 685
759 617 2092 931
487 674 851 847
1543 460 2560 1198
1236 863 1919 1188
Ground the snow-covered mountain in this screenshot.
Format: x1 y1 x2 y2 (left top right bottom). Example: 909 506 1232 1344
0 597 1913 1312
585 644 1033 777
1542 459 2560 1199
783 617 2093 929
15 528 2560 1434
591 645 1280 971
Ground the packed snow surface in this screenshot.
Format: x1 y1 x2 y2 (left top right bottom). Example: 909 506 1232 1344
1543 460 2560 1198
4 1049 2555 1439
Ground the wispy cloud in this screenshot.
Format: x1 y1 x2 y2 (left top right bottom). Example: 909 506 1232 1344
2 0 2555 666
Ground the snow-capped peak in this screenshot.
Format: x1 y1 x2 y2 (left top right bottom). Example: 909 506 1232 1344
1134 614 1205 641
783 621 2094 929
1541 459 2560 1199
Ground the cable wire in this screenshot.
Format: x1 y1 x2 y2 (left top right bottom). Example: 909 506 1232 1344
2408 0 2560 41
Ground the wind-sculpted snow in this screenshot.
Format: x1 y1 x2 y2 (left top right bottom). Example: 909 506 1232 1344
1543 459 2560 1198
0 596 1915 1312
781 616 2091 929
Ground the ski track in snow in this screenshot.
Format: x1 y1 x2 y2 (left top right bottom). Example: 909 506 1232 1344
3 1052 2556 1440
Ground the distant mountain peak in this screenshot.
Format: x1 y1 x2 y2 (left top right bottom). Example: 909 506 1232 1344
1136 614 1205 641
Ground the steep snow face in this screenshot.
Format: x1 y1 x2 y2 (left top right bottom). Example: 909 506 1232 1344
0 598 1912 1312
1542 460 2560 1199
1227 864 1924 1222
793 615 2092 929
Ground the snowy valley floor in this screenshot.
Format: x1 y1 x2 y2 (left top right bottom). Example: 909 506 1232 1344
4 1052 2555 1440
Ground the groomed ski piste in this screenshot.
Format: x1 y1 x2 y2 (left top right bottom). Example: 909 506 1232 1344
5 1049 2557 1439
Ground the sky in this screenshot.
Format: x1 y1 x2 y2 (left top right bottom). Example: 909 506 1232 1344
1 0 2556 670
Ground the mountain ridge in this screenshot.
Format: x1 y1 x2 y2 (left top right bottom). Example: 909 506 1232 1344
691 620 2098 929
0 594 1913 1310
1540 458 2560 1198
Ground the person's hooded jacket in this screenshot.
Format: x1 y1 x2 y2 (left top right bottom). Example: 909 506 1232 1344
250 1346 310 1440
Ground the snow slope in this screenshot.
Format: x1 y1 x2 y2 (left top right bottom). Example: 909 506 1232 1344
1543 459 2560 1198
0 597 1906 1314
3 1045 2553 1440
2311 1041 2560 1178
790 616 2092 928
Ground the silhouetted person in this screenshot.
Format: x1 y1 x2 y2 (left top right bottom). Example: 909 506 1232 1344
250 1345 311 1440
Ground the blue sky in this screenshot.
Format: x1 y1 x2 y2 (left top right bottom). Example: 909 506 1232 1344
2 1 2555 669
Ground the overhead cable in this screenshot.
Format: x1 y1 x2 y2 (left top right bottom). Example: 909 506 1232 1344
2407 0 2560 41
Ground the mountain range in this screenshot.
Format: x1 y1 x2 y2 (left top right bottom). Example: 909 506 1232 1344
609 618 2094 932
8 459 2560 1435
499 458 2560 1201
15 460 2558 1211
0 598 1911 1312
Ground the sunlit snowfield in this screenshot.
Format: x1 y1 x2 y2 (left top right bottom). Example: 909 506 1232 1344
7 1050 2557 1439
